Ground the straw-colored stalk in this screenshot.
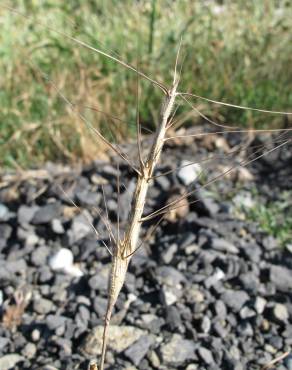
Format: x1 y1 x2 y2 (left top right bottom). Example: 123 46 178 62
99 80 178 369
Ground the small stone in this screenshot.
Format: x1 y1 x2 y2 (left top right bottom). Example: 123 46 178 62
214 300 227 319
264 344 277 354
284 354 292 370
221 290 249 312
18 205 38 225
237 321 253 337
161 244 178 264
0 224 12 241
51 219 64 234
156 266 186 286
32 202 61 224
186 365 198 370
93 297 108 317
272 303 289 323
69 211 93 243
147 350 160 368
49 248 82 276
201 316 211 334
76 190 100 207
118 180 136 221
125 335 155 366
31 329 41 342
0 354 24 370
89 270 108 291
83 326 147 356
160 286 179 306
0 204 10 221
178 160 202 186
204 268 225 288
50 248 73 270
270 265 292 292
31 246 50 266
25 233 39 247
213 321 228 338
240 306 256 319
76 305 90 328
21 342 37 359
197 347 215 365
33 297 54 315
254 297 267 314
165 306 182 331
160 334 197 366
187 288 204 304
211 238 238 254
0 337 9 351
46 315 67 331
239 273 259 294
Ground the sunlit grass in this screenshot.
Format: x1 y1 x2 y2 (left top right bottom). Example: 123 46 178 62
1 0 291 168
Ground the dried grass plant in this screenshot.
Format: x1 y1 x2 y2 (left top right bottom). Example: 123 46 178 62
3 4 292 370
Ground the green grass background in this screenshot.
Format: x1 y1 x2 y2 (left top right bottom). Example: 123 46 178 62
0 0 292 168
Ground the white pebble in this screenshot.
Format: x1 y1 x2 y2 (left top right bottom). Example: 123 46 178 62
49 248 83 277
49 248 74 271
178 160 202 186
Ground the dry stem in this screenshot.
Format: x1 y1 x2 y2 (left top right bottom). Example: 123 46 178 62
99 80 178 370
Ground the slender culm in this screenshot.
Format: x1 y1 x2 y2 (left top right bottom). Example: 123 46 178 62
99 80 178 370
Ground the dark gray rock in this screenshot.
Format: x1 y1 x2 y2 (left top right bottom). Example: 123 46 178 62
241 243 262 262
284 355 292 370
269 265 292 292
221 290 249 312
32 202 61 224
211 238 238 254
18 205 39 225
213 300 227 319
31 245 50 266
239 273 260 294
213 321 228 338
75 305 90 328
93 297 108 318
88 272 108 291
0 337 9 351
0 224 12 241
118 179 136 221
125 335 155 366
165 306 182 331
69 211 93 243
197 347 215 366
76 190 100 207
236 321 253 337
46 315 67 331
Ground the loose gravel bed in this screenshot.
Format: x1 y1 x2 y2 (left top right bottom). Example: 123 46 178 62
0 133 292 370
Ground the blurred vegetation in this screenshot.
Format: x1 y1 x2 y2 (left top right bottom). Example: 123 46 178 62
0 0 291 168
247 190 292 246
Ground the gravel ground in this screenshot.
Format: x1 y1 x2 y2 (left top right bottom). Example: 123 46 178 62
0 132 292 370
